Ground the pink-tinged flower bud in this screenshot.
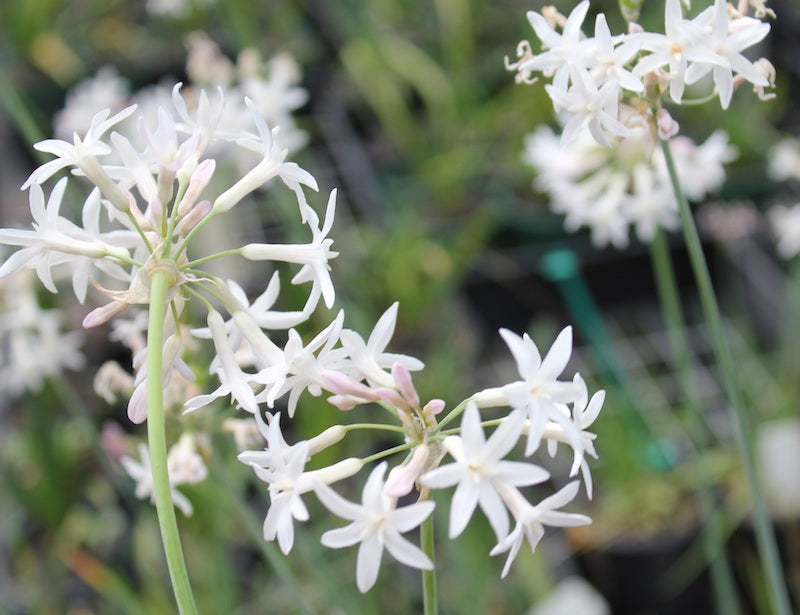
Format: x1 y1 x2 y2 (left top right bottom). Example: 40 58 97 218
374 387 410 413
101 421 129 461
83 300 127 328
327 395 362 411
307 425 346 455
321 370 380 400
384 444 430 498
423 399 445 416
127 381 148 424
628 21 644 34
391 362 420 409
177 159 216 217
656 108 679 140
148 196 164 229
175 199 212 234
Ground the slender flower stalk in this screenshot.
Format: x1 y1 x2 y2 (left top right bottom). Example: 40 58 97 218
146 269 197 615
649 229 739 615
661 137 791 615
420 514 438 615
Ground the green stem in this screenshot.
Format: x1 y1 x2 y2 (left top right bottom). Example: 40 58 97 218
649 229 740 615
420 515 438 615
661 137 791 615
147 270 198 615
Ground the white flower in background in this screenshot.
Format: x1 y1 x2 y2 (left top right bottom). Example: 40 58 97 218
146 0 215 18
0 269 85 401
421 404 550 541
315 462 435 593
768 203 800 259
120 434 207 516
768 137 800 182
54 67 130 139
522 124 735 248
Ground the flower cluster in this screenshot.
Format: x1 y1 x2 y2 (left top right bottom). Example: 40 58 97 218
523 122 736 247
0 268 85 403
54 33 307 165
508 0 774 148
236 322 601 590
0 79 605 590
508 0 773 247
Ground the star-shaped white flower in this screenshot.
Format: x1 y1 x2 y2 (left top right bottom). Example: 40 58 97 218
241 190 339 312
496 326 586 456
684 0 770 109
315 461 435 593
490 481 591 578
338 302 424 388
421 403 549 541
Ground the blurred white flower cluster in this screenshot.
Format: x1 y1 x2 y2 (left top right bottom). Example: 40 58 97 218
0 269 84 402
508 0 773 247
766 136 800 259
53 32 307 164
0 71 606 590
523 123 736 247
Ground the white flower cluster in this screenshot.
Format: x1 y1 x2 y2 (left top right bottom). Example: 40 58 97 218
236 321 601 590
0 269 85 402
0 84 604 592
508 0 774 148
523 122 737 247
120 433 208 516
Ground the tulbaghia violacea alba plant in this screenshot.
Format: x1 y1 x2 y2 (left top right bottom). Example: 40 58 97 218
0 84 604 611
508 1 791 613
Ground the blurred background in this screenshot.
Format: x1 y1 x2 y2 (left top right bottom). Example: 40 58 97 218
1 0 800 613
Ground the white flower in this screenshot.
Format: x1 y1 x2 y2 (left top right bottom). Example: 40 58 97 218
580 14 645 93
240 413 361 554
315 461 435 593
120 435 207 516
520 1 592 92
241 190 339 311
338 302 424 388
546 67 628 147
490 481 591 578
476 326 586 456
185 310 271 414
684 0 770 109
259 310 348 416
421 403 549 541
212 98 317 216
0 180 132 302
768 203 800 259
22 105 137 190
631 0 728 103
768 137 800 182
238 412 312 554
